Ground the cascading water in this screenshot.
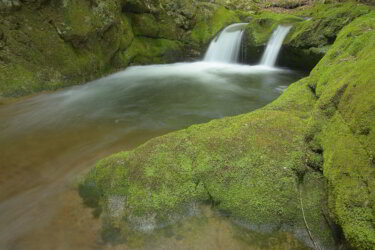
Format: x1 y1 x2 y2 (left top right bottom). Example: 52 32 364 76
260 25 292 67
204 23 248 63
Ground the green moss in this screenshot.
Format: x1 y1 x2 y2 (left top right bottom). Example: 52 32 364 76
246 12 304 46
277 2 371 70
265 77 316 118
0 65 41 96
286 2 371 48
0 1 125 96
319 113 374 249
129 11 181 41
82 3 375 249
243 11 304 65
306 12 375 249
191 5 240 45
300 171 334 247
157 12 182 41
119 37 183 65
63 0 93 38
129 13 160 38
81 107 334 247
119 15 134 50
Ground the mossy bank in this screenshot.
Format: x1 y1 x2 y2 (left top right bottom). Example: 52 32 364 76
0 0 244 98
80 2 375 250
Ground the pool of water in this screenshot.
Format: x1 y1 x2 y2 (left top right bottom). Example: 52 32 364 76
0 62 307 249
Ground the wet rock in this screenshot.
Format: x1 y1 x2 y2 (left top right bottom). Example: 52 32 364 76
124 0 158 14
129 13 160 38
0 0 22 11
0 27 6 49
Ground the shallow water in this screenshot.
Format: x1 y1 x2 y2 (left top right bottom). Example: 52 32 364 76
0 62 307 249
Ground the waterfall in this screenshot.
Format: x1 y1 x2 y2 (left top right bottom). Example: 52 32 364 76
260 25 291 67
204 23 248 63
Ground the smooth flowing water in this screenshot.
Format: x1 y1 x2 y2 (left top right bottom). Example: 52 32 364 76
0 23 308 249
204 23 247 63
260 25 292 67
0 62 305 249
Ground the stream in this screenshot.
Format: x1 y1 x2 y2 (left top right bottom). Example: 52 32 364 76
0 62 308 249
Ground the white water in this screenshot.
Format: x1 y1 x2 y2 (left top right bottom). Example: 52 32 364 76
204 23 248 63
260 25 292 67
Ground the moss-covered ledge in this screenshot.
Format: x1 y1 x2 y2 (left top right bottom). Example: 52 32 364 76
243 2 372 71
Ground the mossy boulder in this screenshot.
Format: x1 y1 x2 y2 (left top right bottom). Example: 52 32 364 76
191 5 241 46
128 12 182 40
306 12 375 249
280 2 371 70
81 108 335 248
118 37 183 65
243 2 372 70
0 0 130 96
129 13 160 38
275 9 375 248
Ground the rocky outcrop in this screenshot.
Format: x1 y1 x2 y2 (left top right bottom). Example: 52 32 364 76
80 2 375 249
243 2 371 71
0 0 129 96
0 0 243 97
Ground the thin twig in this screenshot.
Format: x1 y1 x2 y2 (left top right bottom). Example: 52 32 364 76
300 188 321 250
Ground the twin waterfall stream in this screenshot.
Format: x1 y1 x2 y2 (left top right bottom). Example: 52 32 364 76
0 24 307 250
260 25 292 66
204 23 291 67
204 23 248 63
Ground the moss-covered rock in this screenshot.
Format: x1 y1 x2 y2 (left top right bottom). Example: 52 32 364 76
280 2 371 71
118 37 183 65
243 2 372 70
306 12 375 249
81 107 334 248
0 0 129 96
191 5 241 45
81 2 375 249
273 8 375 248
